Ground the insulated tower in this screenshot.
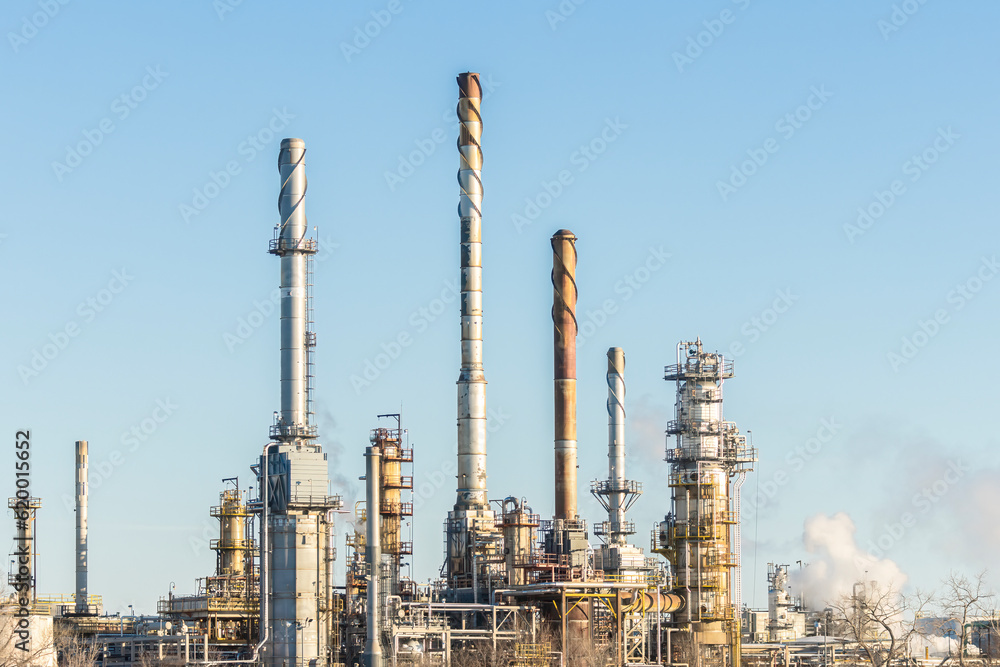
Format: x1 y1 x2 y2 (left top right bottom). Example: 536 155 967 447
660 339 755 667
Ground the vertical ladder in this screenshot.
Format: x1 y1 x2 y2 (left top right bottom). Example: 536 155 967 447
305 248 317 427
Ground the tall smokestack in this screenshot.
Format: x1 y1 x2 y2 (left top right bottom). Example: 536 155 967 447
274 137 312 435
552 230 578 520
455 72 487 511
606 348 626 541
263 138 337 667
75 440 88 614
363 446 383 667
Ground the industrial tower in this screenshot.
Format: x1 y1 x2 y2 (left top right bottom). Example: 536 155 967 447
659 339 756 667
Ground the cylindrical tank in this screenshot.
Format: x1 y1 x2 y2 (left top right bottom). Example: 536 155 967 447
216 489 248 576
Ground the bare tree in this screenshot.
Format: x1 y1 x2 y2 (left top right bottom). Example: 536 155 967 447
0 609 56 667
829 580 933 667
940 570 994 667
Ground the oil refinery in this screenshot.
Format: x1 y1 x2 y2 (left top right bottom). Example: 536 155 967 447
1 72 971 667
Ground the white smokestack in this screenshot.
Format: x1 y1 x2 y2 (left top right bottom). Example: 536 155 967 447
75 440 88 614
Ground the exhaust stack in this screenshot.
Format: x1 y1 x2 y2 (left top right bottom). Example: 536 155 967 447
75 440 88 614
552 230 578 520
446 72 497 593
262 138 340 667
605 349 628 541
363 446 383 667
273 137 315 437
591 349 644 573
455 71 488 511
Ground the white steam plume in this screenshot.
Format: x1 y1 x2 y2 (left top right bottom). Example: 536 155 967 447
790 512 907 609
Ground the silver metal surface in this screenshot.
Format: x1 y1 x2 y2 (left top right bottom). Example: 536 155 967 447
272 138 317 437
607 349 626 541
455 72 487 511
364 446 384 667
261 139 340 667
75 440 88 614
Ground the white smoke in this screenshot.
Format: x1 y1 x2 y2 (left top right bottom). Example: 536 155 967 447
909 634 960 659
626 393 670 462
790 512 907 609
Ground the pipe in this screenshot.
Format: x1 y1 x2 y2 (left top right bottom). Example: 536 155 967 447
364 446 383 667
75 440 88 614
326 510 336 625
259 442 278 655
606 348 625 542
274 137 313 433
552 230 578 520
455 72 488 511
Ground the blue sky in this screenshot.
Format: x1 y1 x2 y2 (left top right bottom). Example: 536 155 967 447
2 1 999 614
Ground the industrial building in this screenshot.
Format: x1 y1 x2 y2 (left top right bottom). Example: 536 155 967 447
4 72 768 667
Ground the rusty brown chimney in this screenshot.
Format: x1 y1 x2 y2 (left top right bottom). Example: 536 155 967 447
552 229 578 520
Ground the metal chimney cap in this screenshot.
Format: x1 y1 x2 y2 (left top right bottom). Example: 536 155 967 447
552 229 577 239
457 72 482 97
281 137 305 148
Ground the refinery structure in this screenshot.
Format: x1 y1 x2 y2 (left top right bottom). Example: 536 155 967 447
11 71 948 667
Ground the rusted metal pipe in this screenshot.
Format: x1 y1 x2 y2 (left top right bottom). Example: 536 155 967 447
552 230 578 520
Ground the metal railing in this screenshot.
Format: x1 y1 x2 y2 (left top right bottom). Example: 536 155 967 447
269 423 318 439
268 236 317 254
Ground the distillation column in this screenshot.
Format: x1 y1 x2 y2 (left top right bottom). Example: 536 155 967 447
446 72 498 594
8 494 40 605
660 339 755 667
261 138 341 667
75 440 89 614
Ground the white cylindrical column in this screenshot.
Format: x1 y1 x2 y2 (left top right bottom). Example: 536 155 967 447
75 440 88 614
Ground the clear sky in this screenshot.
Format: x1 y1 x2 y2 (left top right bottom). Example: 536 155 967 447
2 0 998 615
